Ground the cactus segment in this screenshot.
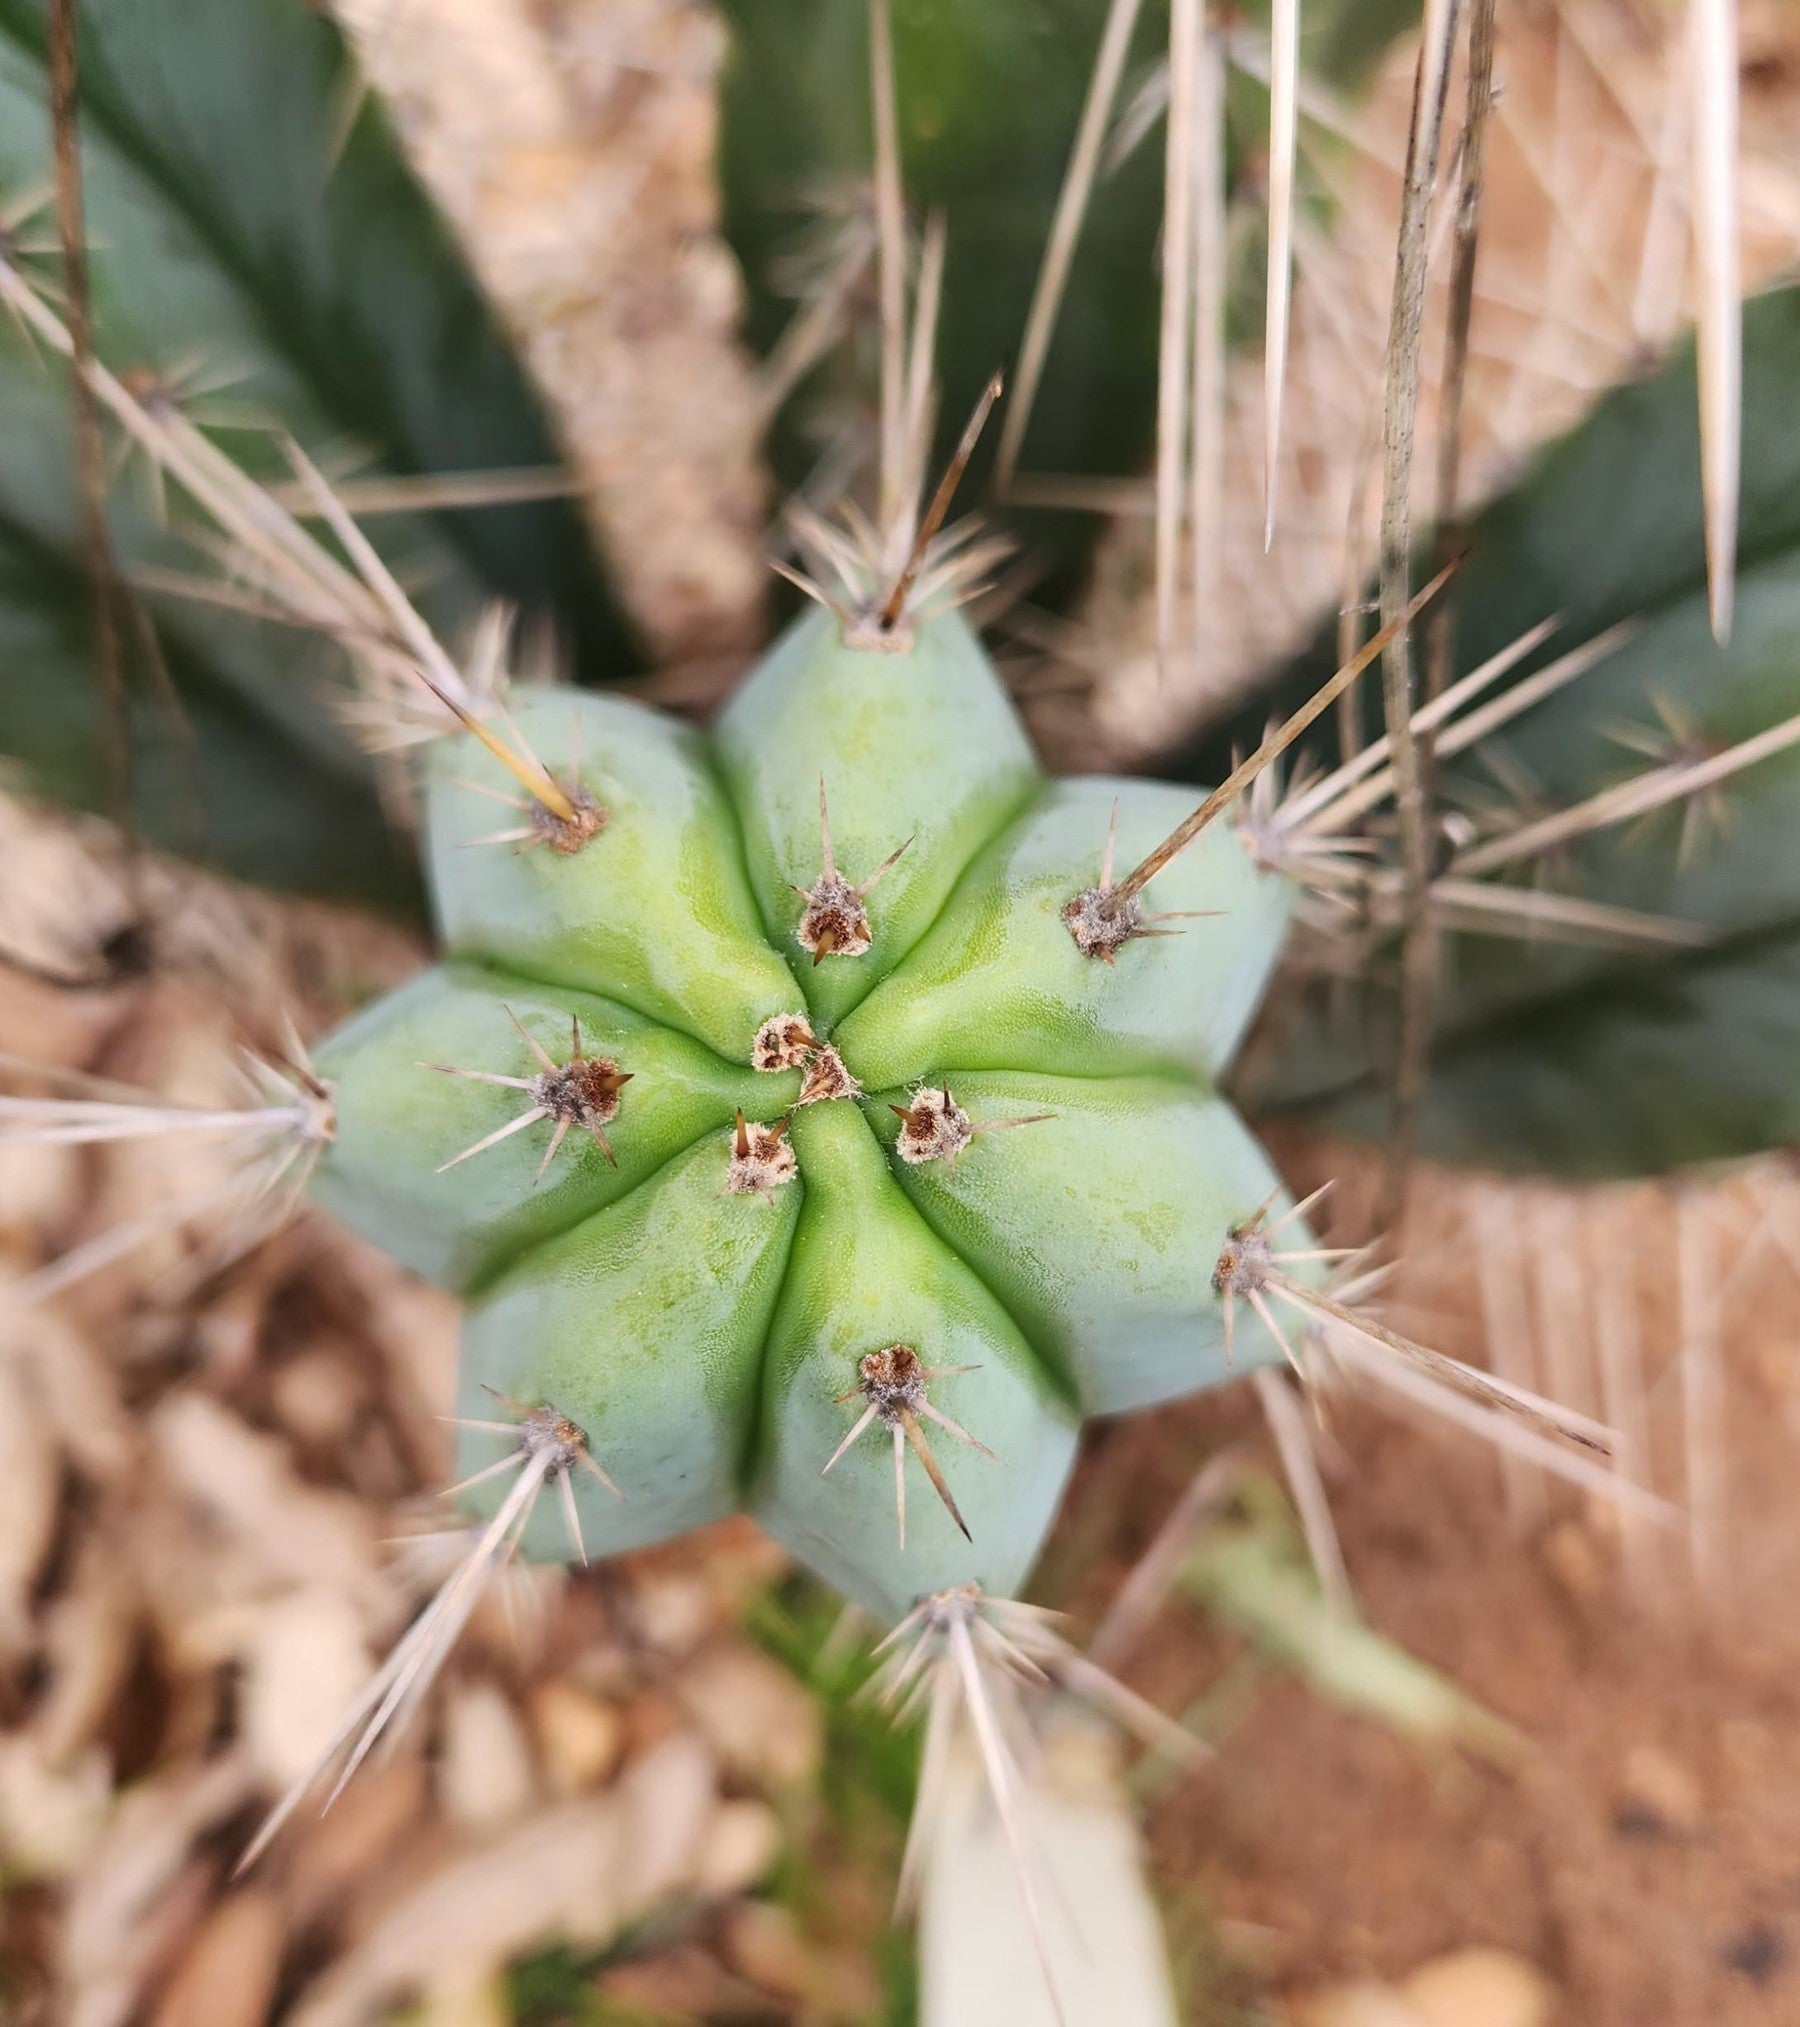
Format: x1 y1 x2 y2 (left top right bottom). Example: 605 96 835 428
426 689 800 1059
835 776 1297 1089
868 1071 1302 1414
456 1133 804 1562
713 606 1041 1027
311 963 790 1290
747 1101 1080 1623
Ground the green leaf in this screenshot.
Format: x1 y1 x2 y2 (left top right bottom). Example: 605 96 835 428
1182 1475 1519 1762
1184 284 1800 1176
0 522 423 911
717 0 1165 611
919 1727 1179 2027
716 0 1417 614
0 0 640 910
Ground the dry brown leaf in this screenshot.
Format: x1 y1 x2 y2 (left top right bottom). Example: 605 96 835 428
79 1008 253 1299
720 1900 816 2002
437 1680 538 1831
0 795 138 1001
236 1590 376 1792
0 1349 61 1648
70 1856 217 2027
0 1738 111 1880
269 1347 364 1451
59 1755 254 2027
1398 1949 1554 2027
35 1530 136 1765
285 1797 636 2027
696 1798 782 1899
3 1299 132 1478
626 1570 718 1657
319 1237 460 1474
1283 1983 1422 2027
528 1679 624 1793
282 1759 431 1929
415 1971 513 2027
675 1642 824 1788
0 1136 81 1245
148 1890 286 2027
151 1393 386 1612
612 1730 717 1910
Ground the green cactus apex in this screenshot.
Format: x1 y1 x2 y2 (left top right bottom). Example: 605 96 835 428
309 601 1304 1623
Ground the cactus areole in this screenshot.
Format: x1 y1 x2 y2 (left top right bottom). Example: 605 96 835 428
309 604 1303 1623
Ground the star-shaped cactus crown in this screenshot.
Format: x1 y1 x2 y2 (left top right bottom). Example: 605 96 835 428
308 600 1302 1623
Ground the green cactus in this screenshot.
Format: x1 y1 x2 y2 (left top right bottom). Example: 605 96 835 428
309 600 1301 1623
7 2 1764 2014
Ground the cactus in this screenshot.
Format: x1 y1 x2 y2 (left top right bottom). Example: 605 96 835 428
307 597 1302 1624
0 167 1648 1997
4 0 1785 2017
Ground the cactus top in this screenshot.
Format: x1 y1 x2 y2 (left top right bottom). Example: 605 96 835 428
308 605 1300 1622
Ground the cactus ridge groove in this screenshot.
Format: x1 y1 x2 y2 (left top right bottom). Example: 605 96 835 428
422 943 768 1080
847 1096 1082 1410
770 768 1043 1010
730 1187 810 1497
756 1100 1081 1429
735 766 1043 1020
460 1112 768 1308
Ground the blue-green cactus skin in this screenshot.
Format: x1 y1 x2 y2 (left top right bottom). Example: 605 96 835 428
310 604 1301 1621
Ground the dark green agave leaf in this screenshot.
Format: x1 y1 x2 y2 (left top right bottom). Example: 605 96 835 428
716 0 1413 614
717 0 1164 612
0 0 640 912
1190 284 1800 1177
